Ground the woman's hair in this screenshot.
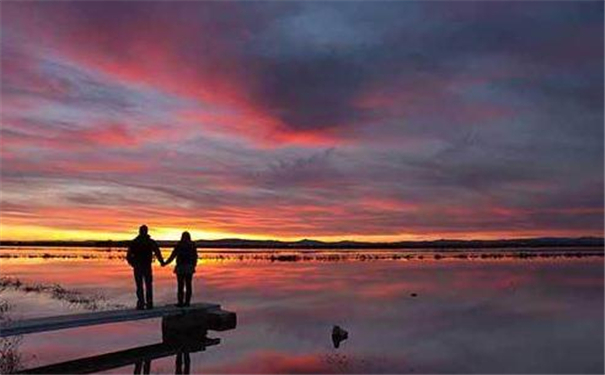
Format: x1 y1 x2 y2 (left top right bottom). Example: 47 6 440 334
181 231 191 242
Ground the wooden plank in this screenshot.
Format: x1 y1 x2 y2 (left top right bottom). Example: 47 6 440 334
0 303 220 337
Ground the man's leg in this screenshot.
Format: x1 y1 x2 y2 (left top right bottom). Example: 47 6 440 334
175 352 183 375
177 274 185 306
183 352 191 374
184 274 193 306
133 268 145 310
144 265 153 309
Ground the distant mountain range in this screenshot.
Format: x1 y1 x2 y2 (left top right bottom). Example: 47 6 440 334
1 237 603 249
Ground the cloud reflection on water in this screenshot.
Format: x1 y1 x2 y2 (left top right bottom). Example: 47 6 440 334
0 256 603 373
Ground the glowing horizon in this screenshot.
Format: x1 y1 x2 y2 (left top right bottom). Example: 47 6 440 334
1 223 601 243
1 2 603 242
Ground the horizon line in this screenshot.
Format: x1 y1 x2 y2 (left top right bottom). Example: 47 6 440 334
1 235 603 244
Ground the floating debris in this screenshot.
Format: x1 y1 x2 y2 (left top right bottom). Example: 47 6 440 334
332 325 349 348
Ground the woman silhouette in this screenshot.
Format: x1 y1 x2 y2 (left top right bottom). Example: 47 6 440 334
162 231 198 307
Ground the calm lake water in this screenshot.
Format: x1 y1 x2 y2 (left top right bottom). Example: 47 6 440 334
1 247 603 374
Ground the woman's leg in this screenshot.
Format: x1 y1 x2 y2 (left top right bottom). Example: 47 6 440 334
183 352 191 374
184 274 193 306
177 274 185 306
175 352 183 374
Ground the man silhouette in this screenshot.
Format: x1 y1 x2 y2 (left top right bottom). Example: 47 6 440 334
127 225 164 310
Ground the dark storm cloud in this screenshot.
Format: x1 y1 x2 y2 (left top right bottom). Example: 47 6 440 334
238 1 604 132
4 1 601 133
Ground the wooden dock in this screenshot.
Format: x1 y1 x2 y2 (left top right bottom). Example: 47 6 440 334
0 302 235 337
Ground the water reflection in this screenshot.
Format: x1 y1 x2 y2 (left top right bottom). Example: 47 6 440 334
1 254 603 373
132 359 150 374
18 311 235 374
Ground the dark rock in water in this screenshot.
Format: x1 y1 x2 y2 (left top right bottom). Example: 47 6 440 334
411 293 418 297
332 325 348 348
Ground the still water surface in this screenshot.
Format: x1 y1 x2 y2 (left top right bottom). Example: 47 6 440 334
1 248 603 373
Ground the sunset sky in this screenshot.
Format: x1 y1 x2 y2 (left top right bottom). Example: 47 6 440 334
1 1 603 241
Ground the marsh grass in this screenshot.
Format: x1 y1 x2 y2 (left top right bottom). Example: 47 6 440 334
0 277 126 311
0 300 22 374
0 249 602 263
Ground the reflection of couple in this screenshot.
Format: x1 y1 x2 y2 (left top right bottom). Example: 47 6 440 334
127 225 198 309
133 352 190 374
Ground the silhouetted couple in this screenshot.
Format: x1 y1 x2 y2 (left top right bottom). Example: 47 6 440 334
127 225 198 309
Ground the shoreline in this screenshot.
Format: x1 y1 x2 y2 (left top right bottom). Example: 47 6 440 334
0 237 603 250
1 248 603 262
